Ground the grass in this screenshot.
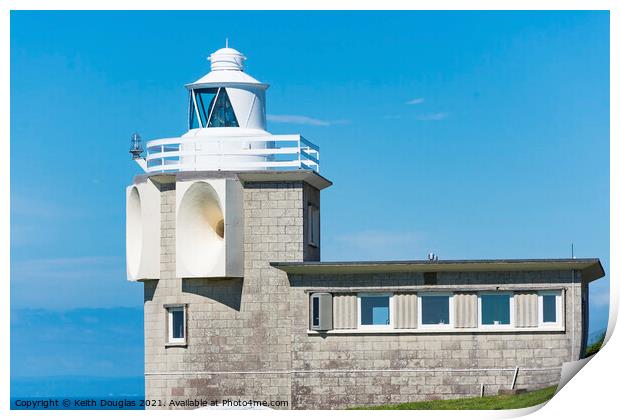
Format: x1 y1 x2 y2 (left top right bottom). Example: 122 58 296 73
585 333 605 357
350 386 557 410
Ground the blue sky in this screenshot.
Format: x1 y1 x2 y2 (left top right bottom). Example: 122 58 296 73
10 11 609 396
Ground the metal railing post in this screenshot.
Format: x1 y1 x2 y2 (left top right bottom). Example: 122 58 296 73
316 150 320 172
297 136 302 169
160 144 164 171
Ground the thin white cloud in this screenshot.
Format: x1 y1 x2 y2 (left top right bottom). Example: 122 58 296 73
267 114 349 127
416 112 448 121
406 98 425 105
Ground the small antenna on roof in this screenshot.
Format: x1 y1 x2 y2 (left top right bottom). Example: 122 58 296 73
225 37 229 48
571 243 575 259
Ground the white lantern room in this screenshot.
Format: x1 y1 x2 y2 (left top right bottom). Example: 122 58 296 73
131 44 320 174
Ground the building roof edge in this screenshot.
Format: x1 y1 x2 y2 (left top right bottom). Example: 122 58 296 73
270 258 605 283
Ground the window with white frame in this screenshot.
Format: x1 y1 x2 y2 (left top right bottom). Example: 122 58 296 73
308 204 319 247
479 292 514 327
358 293 392 329
418 293 453 327
538 291 562 326
166 305 187 345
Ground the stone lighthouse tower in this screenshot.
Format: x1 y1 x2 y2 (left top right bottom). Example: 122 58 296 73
126 45 330 408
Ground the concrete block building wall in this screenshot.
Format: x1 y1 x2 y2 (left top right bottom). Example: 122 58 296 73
142 174 321 408
133 171 599 410
288 270 582 409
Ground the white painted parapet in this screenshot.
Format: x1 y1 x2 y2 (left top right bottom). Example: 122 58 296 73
145 134 319 173
126 179 161 281
175 178 244 278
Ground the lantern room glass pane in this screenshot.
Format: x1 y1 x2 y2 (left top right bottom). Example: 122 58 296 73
207 88 239 127
189 95 199 129
189 88 239 128
192 88 217 128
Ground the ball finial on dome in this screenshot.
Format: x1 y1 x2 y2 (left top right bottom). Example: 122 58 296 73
208 41 246 71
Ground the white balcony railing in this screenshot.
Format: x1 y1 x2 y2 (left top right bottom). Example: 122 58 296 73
144 134 320 173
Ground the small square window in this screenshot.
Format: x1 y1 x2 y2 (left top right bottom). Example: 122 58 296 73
419 293 453 327
165 305 187 346
479 293 513 327
538 291 562 326
358 294 392 329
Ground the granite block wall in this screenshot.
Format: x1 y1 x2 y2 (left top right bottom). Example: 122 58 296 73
143 175 319 409
288 270 582 408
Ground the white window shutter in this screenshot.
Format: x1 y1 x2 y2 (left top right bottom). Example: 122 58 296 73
454 293 478 328
515 292 538 327
333 294 357 329
394 293 417 329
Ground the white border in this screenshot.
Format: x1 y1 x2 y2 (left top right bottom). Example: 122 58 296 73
2 3 617 420
164 304 187 346
538 290 563 328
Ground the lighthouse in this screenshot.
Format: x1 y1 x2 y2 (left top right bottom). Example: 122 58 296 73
126 45 322 281
126 44 329 407
126 45 601 410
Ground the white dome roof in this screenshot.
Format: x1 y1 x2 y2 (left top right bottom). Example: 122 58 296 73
186 45 268 89
208 47 246 71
